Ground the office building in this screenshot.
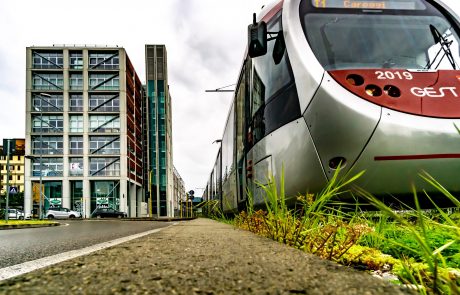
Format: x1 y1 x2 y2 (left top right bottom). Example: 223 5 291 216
24 45 145 218
173 166 185 216
145 45 174 217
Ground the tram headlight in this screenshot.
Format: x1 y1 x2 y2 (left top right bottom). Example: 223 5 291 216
383 85 401 98
365 85 382 97
346 74 364 86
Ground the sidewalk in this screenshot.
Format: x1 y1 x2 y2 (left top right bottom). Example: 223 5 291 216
0 218 415 294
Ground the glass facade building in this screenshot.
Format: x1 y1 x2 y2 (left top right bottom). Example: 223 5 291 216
145 45 175 217
24 46 145 218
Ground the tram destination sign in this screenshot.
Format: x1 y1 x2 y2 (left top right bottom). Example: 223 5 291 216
311 0 425 10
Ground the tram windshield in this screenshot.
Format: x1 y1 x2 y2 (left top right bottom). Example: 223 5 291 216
301 0 460 70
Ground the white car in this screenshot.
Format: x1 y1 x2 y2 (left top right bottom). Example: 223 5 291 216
5 209 25 220
46 207 81 219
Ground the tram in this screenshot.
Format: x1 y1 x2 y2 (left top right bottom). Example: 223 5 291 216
204 0 460 211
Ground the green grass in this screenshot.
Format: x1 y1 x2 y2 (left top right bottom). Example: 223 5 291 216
210 167 460 294
0 220 57 226
357 173 460 294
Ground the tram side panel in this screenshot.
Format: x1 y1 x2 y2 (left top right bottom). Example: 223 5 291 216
245 10 328 206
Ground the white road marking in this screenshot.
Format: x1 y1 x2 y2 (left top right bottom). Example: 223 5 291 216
0 223 176 282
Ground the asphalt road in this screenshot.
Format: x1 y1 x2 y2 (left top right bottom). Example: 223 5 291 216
0 220 172 268
0 219 415 294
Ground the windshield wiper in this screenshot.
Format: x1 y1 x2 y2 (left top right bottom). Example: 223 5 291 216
320 25 335 67
425 24 457 70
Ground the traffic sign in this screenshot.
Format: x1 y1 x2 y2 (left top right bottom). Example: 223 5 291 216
9 186 18 195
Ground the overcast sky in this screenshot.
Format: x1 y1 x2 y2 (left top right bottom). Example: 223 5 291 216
0 0 460 196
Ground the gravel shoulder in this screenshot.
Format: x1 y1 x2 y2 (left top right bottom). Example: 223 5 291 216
0 218 416 294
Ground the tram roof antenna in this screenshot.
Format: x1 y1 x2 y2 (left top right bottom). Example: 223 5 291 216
205 83 236 93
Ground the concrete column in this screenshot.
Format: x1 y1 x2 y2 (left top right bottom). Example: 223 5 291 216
129 182 136 217
83 179 91 218
119 179 127 214
137 186 143 217
62 179 70 208
24 177 32 217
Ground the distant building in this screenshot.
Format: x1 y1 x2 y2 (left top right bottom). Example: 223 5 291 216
145 45 175 217
173 166 185 216
0 139 25 200
24 46 145 218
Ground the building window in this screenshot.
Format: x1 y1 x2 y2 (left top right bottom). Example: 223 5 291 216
89 136 120 155
32 51 63 69
32 158 63 177
89 157 120 176
89 74 119 90
70 51 83 69
71 181 83 213
89 52 119 69
69 115 84 133
42 181 62 209
70 73 83 90
32 115 64 133
69 94 83 112
89 94 119 112
69 136 84 155
89 115 120 133
32 73 64 90
90 181 120 211
32 136 63 155
69 158 83 176
32 93 63 112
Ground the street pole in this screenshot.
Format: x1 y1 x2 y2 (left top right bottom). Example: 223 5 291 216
39 102 43 220
149 170 152 217
5 139 10 223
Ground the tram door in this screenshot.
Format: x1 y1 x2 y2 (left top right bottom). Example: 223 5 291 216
235 61 252 211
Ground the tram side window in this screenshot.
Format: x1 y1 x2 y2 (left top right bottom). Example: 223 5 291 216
250 13 301 147
252 13 293 107
221 104 235 182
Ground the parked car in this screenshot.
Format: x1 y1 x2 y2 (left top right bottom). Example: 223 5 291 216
2 209 26 220
46 207 81 219
91 207 127 219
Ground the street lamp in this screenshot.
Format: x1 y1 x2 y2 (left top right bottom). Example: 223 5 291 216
4 139 12 223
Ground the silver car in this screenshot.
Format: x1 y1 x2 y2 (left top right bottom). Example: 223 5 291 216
4 209 25 220
46 207 81 219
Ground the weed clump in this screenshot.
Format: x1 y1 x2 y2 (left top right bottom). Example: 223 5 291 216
234 166 371 262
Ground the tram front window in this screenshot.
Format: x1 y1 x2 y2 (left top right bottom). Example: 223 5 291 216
301 1 460 70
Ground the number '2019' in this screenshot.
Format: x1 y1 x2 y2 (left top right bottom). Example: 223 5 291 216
375 71 413 80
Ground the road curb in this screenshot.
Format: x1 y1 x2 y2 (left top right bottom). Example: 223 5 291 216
0 223 60 230
122 217 196 222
